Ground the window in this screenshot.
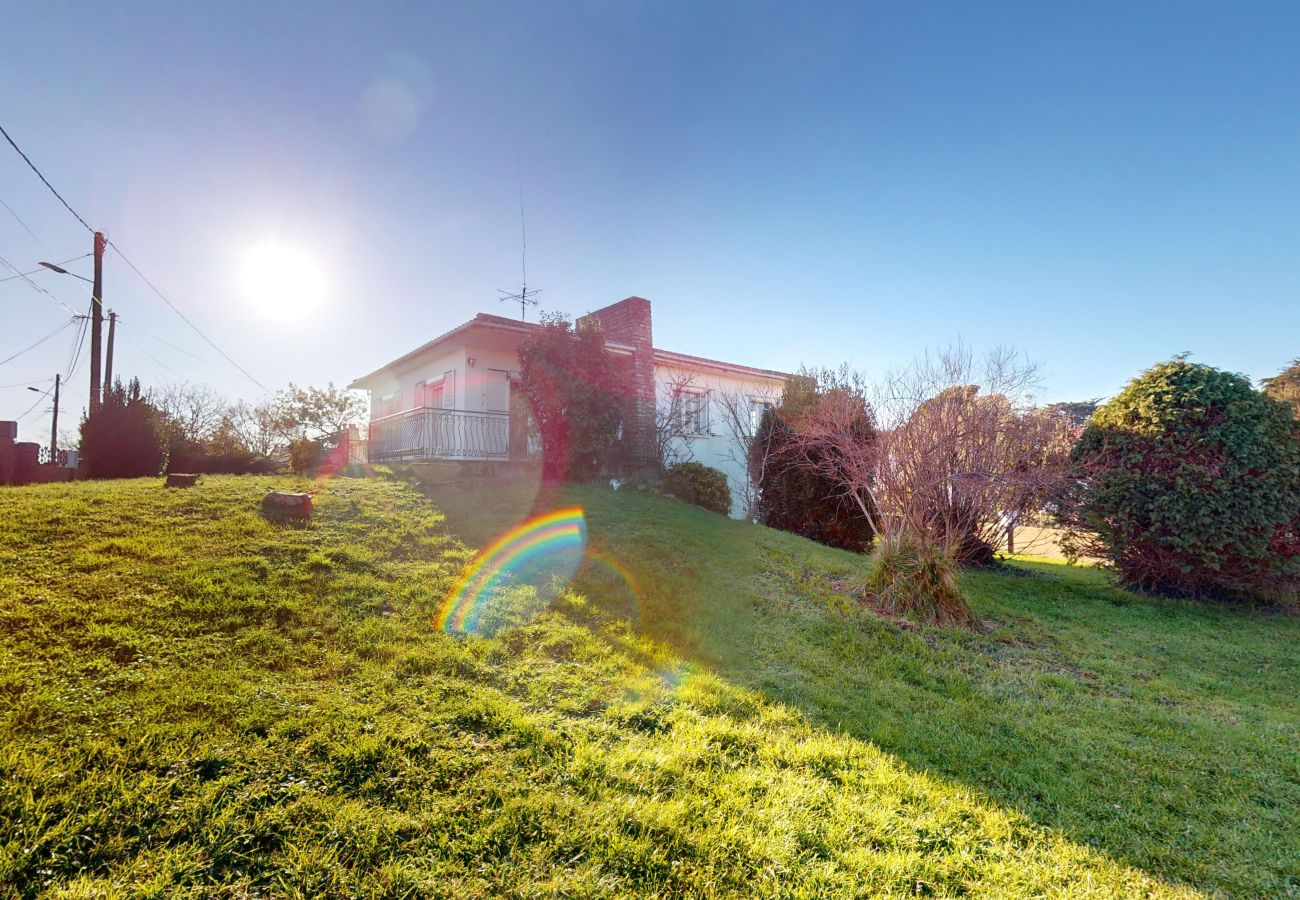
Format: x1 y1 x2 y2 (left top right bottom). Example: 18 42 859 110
749 398 774 432
379 392 399 417
681 390 709 435
426 381 443 409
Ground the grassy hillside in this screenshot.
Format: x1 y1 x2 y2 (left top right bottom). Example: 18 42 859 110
1 475 1296 897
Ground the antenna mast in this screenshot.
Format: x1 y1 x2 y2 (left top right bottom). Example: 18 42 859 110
498 161 541 320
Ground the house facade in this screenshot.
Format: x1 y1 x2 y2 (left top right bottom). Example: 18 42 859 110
348 297 787 517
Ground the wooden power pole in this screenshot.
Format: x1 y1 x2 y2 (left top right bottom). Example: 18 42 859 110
88 231 105 413
103 310 116 397
50 373 60 462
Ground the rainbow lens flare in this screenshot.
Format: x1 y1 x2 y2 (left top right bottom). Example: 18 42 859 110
438 506 587 635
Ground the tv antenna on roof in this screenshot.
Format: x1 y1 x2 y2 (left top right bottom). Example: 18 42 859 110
498 163 542 321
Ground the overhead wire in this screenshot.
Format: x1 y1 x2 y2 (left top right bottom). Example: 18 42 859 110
116 317 212 364
15 381 54 422
0 196 44 245
0 123 94 234
105 240 268 392
0 252 90 283
63 315 88 382
121 330 177 376
1 122 269 394
0 252 82 315
0 316 76 367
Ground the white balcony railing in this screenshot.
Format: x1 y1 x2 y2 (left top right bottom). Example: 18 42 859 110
367 407 515 461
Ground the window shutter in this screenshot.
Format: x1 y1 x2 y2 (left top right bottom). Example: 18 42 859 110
485 370 509 412
442 371 456 409
414 381 427 408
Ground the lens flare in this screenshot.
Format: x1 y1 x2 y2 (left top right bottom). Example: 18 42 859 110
439 507 587 634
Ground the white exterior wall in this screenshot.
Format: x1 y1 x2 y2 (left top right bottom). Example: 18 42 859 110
366 347 467 419
365 343 529 420
653 363 784 518
460 346 524 412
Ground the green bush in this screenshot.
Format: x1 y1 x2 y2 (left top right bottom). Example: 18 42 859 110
663 462 732 515
79 377 166 479
289 438 325 475
750 396 875 553
1062 359 1300 601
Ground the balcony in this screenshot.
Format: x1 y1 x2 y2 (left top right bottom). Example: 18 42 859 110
367 407 533 462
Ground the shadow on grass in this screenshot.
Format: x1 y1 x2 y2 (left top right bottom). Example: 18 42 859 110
415 474 1300 897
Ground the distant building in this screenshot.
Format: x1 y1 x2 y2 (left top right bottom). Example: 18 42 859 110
348 297 788 517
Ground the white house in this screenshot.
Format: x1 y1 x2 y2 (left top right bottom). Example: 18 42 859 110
348 297 788 517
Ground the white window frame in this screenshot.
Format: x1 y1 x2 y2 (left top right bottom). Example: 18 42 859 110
680 389 709 436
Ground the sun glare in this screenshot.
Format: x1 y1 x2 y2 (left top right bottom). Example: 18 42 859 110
239 240 327 320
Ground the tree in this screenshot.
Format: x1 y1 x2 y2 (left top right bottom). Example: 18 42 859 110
750 374 876 551
225 400 279 458
518 314 626 481
80 377 166 479
1261 358 1300 418
1043 399 1100 429
154 381 229 473
269 383 366 442
1061 358 1300 601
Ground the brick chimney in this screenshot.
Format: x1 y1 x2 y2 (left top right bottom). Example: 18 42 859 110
579 297 656 470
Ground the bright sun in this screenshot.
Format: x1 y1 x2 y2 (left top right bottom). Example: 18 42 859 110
239 240 327 320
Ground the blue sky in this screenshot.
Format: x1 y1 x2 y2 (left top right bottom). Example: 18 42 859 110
3 1 1298 437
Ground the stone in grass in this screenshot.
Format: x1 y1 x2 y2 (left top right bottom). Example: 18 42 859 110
262 490 313 519
166 473 200 488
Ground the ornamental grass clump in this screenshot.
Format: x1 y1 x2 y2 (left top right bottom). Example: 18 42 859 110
866 530 971 625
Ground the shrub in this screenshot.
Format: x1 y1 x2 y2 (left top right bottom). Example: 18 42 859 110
751 406 874 551
1062 359 1300 601
79 377 166 479
289 438 325 475
866 530 972 625
663 462 732 515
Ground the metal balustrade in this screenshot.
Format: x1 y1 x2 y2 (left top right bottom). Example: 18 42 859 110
367 407 517 461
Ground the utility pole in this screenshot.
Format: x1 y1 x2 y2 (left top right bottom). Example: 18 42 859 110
50 374 60 462
88 231 105 414
103 310 116 398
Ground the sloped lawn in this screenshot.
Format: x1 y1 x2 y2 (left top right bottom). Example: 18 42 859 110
1 474 1296 896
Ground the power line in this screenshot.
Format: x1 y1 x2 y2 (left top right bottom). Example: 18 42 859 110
0 123 94 234
0 252 82 315
106 240 268 392
63 315 88 382
0 377 53 389
0 196 44 245
0 317 76 367
0 252 90 283
2 121 269 393
121 330 177 376
15 381 54 422
116 317 212 364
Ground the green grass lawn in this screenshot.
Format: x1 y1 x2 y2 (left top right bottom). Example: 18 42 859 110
1 474 1296 897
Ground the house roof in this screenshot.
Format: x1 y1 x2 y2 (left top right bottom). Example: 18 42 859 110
348 313 537 389
349 311 790 390
651 348 789 382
